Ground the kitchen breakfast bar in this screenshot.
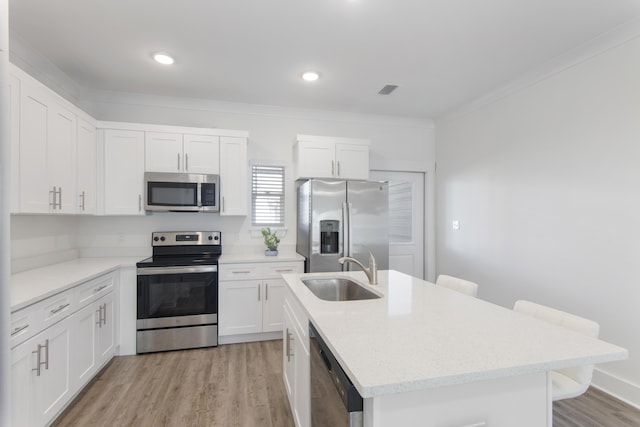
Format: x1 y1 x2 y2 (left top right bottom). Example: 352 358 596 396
282 270 628 427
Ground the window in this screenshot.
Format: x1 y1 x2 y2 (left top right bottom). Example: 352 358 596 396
251 165 285 227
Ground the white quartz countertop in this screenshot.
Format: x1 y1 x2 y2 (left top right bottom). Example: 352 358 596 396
282 270 628 398
11 257 141 312
219 251 304 264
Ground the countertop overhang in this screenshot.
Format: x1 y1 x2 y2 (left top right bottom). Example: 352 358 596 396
282 270 628 398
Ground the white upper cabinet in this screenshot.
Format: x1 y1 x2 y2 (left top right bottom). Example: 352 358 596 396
76 117 97 214
219 136 248 216
295 134 370 180
48 101 77 213
145 132 219 174
100 129 145 215
9 73 20 213
183 134 220 174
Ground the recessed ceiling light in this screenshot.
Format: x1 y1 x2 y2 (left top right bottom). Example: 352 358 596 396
302 71 320 82
153 53 175 65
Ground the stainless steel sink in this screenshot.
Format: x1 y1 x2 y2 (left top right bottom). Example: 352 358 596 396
301 278 381 301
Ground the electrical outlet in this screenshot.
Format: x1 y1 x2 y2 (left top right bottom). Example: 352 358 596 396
452 220 460 231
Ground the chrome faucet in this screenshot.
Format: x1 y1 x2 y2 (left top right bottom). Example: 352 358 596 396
338 252 378 285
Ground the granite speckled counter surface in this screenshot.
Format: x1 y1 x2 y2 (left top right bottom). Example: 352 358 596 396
282 269 627 398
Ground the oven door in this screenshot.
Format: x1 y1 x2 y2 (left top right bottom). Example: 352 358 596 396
137 266 218 329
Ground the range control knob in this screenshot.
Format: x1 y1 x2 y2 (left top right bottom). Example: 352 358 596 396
214 235 219 241
208 235 213 241
160 236 166 242
153 236 159 242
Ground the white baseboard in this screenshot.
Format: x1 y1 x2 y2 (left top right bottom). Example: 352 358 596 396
592 368 640 409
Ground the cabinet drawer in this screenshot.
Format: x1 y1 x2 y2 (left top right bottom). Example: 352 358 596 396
41 289 75 328
10 306 43 349
76 272 115 307
264 262 303 278
219 263 262 281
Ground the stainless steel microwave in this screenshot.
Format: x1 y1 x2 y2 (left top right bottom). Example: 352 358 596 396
144 172 219 212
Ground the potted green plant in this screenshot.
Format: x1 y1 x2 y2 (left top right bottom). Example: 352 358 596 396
261 227 280 256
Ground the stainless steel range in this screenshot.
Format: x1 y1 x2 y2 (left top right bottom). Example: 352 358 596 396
136 231 221 354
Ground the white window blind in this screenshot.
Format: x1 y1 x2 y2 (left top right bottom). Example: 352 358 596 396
251 165 285 226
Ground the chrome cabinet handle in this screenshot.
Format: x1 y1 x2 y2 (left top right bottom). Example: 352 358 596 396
231 270 251 274
258 285 261 301
177 153 181 171
11 324 29 336
94 284 108 293
331 160 335 176
103 303 107 325
185 153 189 171
265 283 269 300
96 306 102 327
286 330 294 362
285 328 290 362
337 160 340 177
79 191 86 211
50 303 70 314
275 269 293 273
58 187 62 209
138 194 142 212
32 339 49 376
50 186 57 210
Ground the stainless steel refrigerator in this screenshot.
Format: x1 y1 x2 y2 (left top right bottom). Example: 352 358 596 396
296 179 388 273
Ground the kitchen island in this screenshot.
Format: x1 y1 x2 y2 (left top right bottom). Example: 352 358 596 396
281 270 627 427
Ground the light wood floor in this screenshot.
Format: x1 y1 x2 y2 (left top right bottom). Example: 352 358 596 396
53 340 640 427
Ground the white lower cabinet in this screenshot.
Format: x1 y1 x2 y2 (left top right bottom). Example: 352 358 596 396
11 315 73 427
10 271 119 426
218 261 303 338
283 291 310 427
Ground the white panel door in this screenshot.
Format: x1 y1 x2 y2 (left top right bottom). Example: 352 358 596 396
11 334 38 427
183 134 219 174
73 303 98 389
219 136 248 216
335 142 369 180
9 73 20 213
97 292 116 366
19 80 49 213
48 101 77 214
370 171 425 279
218 280 262 335
76 117 97 214
144 132 183 172
103 129 145 215
262 279 286 332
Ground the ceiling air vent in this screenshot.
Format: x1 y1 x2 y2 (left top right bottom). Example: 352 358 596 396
378 84 399 95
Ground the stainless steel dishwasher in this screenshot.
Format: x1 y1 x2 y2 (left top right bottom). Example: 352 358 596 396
310 323 363 427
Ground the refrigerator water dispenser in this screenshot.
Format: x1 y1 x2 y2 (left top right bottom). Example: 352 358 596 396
320 220 340 254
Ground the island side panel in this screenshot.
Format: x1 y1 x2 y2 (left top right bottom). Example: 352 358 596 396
364 372 551 427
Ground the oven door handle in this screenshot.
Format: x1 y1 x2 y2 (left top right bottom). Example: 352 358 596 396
137 266 218 275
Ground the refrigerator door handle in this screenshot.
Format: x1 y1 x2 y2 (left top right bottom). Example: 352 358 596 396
342 202 349 270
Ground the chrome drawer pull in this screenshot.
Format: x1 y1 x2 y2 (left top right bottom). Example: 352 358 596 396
11 324 29 336
232 270 251 274
275 269 293 273
94 284 108 293
50 303 70 314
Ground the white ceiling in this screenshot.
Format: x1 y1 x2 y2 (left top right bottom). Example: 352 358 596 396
9 0 640 119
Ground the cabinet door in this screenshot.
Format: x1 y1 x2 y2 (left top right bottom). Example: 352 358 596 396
76 117 97 214
103 129 145 215
262 279 286 332
293 329 310 427
9 73 20 213
335 142 369 180
73 303 98 389
218 280 262 335
145 132 183 172
48 101 77 213
36 316 73 426
96 292 116 366
11 334 38 427
296 140 335 179
183 134 219 174
19 78 50 213
282 306 296 404
219 136 248 216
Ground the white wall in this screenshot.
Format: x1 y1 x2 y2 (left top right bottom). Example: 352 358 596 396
435 36 640 404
